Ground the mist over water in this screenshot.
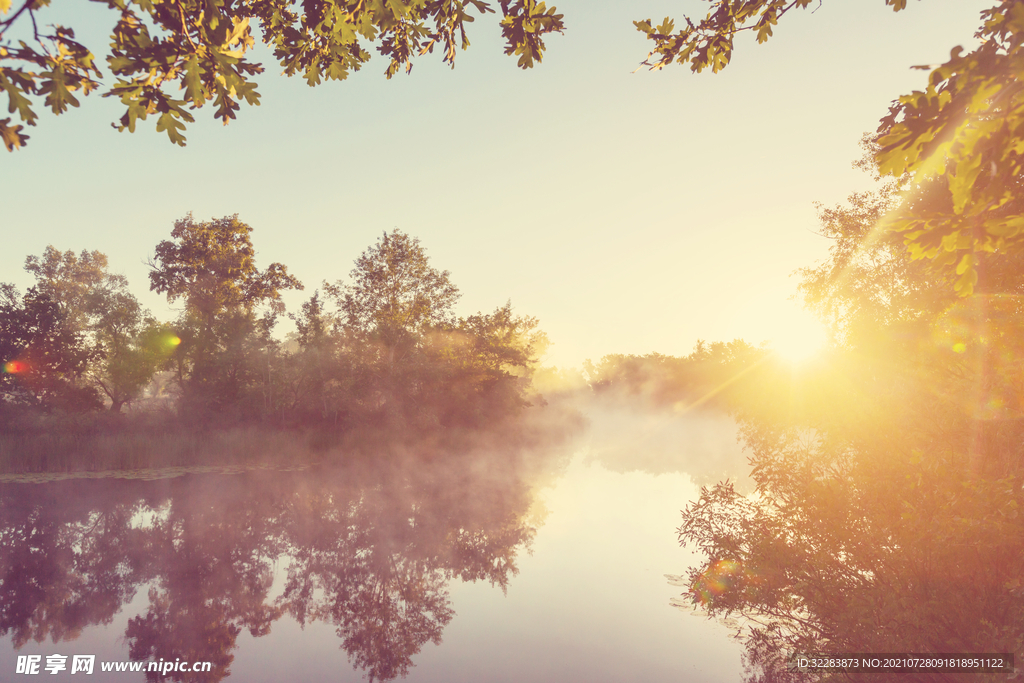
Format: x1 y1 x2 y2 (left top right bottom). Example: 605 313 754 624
0 399 745 682
573 395 753 491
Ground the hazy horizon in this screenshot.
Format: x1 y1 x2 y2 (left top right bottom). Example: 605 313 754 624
2 0 988 367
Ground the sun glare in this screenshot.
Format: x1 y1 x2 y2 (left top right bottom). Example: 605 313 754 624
768 311 828 365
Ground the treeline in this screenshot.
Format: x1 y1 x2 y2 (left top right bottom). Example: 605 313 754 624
582 340 771 412
0 215 546 436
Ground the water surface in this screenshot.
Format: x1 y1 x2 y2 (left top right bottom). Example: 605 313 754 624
0 406 746 681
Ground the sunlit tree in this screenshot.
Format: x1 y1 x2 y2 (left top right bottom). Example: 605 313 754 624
674 150 1024 680
149 214 302 416
327 230 460 355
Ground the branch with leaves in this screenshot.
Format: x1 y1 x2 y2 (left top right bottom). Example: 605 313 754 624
0 0 564 151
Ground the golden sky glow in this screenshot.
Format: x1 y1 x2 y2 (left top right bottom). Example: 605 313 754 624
0 0 989 367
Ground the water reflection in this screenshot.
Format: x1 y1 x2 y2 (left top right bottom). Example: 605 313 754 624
0 479 146 649
572 395 752 491
0 437 572 682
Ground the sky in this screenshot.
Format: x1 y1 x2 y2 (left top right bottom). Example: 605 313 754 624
1 0 991 367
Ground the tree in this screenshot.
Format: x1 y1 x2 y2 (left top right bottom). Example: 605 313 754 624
636 0 1024 296
326 229 459 367
0 0 565 151
458 301 546 376
0 284 101 411
95 318 179 413
23 246 169 412
796 142 953 344
284 290 355 423
24 247 118 335
422 301 546 425
321 230 459 421
319 230 547 426
329 230 460 342
798 142 1024 346
149 214 302 414
672 154 1024 682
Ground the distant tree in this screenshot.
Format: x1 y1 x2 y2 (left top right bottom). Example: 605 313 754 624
582 341 768 411
323 230 458 417
459 302 545 370
322 230 545 425
293 290 336 349
24 247 117 334
23 246 168 412
285 290 354 423
0 0 565 151
428 301 547 424
327 230 460 353
96 319 180 413
149 215 301 326
149 214 302 415
0 285 100 411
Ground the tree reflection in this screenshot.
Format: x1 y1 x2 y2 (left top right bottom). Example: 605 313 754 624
0 480 145 647
278 458 537 681
124 474 286 682
0 435 565 681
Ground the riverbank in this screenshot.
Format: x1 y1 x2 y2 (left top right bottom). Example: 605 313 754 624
0 398 587 475
0 424 338 474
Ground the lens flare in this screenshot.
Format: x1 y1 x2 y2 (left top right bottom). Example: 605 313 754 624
691 559 746 605
158 333 182 350
3 360 26 374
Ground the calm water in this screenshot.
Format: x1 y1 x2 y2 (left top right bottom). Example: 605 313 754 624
0 404 747 682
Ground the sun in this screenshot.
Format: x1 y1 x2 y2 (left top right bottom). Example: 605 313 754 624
768 310 828 364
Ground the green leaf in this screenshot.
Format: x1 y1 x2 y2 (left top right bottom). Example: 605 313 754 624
39 70 81 115
182 56 205 107
0 74 38 125
986 216 1024 238
0 117 29 151
949 152 982 215
155 111 187 146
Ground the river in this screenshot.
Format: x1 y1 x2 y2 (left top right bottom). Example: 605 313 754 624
0 401 748 682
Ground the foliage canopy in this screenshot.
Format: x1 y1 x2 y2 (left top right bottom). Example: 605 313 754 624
0 285 101 410
21 246 171 412
148 214 302 414
0 0 565 150
327 229 460 347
